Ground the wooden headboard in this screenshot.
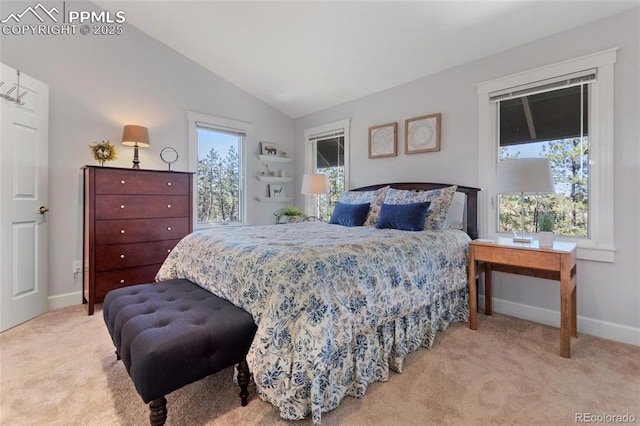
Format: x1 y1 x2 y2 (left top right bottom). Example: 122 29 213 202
351 182 481 239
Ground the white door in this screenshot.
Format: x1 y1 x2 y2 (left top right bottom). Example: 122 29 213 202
0 64 49 332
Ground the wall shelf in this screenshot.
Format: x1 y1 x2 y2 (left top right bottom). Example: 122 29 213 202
256 196 293 203
256 175 292 183
257 154 292 163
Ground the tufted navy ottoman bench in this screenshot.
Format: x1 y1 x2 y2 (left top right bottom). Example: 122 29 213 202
103 279 257 426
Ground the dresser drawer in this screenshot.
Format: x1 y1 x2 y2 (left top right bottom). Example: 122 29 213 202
95 239 180 271
95 217 189 245
94 264 162 301
96 195 189 219
95 169 189 195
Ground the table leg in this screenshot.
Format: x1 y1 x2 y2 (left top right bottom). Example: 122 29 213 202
560 257 572 358
485 264 492 316
469 249 477 330
571 274 578 338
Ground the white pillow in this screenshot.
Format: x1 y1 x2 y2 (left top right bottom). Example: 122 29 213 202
444 191 466 230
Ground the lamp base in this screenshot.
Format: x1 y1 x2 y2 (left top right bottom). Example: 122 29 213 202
131 145 140 169
512 236 533 243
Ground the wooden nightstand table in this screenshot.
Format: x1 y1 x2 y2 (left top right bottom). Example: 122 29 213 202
468 237 577 358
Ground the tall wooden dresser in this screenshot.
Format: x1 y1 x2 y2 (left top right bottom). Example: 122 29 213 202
83 166 193 315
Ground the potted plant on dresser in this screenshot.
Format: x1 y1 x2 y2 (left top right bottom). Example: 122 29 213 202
538 212 555 248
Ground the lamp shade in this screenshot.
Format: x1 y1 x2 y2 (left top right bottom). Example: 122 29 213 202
121 125 150 147
496 158 555 194
301 173 329 195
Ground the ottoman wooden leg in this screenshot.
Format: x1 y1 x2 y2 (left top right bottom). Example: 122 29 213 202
237 359 250 406
149 397 167 426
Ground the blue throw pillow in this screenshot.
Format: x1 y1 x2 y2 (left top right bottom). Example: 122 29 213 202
329 202 370 227
375 202 431 231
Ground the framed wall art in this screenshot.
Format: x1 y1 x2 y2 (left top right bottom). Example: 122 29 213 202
269 184 285 198
260 141 279 156
368 122 398 159
405 113 441 154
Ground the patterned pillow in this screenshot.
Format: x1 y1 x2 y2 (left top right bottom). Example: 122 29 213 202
337 186 389 226
383 185 458 230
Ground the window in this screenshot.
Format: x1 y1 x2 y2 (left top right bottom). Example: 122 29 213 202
304 119 350 220
497 81 590 238
188 112 251 227
477 49 617 262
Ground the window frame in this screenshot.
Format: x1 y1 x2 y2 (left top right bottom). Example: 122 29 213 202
187 111 251 229
303 118 351 216
477 48 617 262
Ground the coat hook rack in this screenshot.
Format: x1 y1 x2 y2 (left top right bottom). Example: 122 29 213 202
0 70 26 105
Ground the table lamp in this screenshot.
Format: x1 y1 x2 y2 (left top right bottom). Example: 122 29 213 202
496 158 554 243
121 125 150 169
301 173 329 219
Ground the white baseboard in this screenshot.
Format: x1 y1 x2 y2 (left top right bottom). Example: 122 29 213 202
48 291 83 310
478 295 640 347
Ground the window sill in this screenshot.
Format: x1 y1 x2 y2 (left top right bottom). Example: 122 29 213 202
575 244 615 263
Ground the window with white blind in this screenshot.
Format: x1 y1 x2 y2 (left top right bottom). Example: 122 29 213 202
496 72 592 238
188 111 250 227
477 49 617 262
304 119 350 220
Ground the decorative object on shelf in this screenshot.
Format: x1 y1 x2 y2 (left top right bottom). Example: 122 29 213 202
264 163 277 176
301 173 329 218
160 147 178 170
89 140 117 166
121 124 150 169
538 212 555 248
274 206 305 224
0 69 27 105
496 158 555 243
269 184 285 198
260 141 279 156
368 122 398 158
405 113 441 154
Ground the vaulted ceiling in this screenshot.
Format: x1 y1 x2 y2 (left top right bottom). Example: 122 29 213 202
95 1 639 118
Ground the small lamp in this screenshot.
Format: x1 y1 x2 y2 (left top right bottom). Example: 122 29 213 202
301 173 329 219
496 158 554 243
121 125 150 169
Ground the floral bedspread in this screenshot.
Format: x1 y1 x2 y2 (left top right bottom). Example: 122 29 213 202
156 222 470 423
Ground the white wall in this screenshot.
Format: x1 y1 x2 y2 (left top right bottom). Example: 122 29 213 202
294 9 640 345
0 1 294 308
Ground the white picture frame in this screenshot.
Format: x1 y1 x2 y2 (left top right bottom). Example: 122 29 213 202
260 141 279 156
269 184 285 198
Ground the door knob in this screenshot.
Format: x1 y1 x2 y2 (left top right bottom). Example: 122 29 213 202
39 206 49 214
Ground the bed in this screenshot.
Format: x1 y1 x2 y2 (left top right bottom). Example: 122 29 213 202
156 182 479 423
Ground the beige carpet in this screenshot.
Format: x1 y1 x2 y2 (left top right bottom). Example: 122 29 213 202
1 304 638 426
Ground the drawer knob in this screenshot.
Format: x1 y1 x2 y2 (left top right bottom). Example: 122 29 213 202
167 204 171 208
120 279 125 284
167 249 171 253
120 254 125 259
167 227 172 231
120 180 125 184
167 182 172 186
120 205 125 209
120 229 125 234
